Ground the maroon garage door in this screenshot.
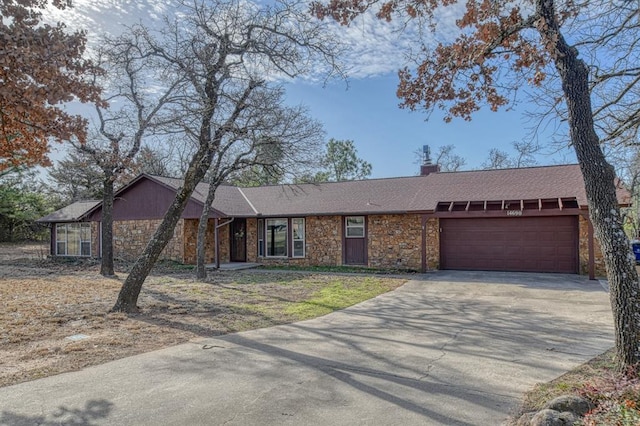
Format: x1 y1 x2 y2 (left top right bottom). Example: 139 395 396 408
440 216 578 273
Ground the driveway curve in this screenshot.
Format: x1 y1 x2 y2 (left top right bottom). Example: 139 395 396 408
0 271 613 425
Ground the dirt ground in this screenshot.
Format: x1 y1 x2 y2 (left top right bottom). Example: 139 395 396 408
0 242 405 388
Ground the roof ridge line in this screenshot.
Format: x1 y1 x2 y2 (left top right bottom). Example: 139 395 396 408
237 187 259 215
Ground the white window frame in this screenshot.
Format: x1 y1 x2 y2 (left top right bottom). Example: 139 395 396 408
257 219 264 257
266 218 288 257
291 218 305 258
56 223 91 257
345 216 365 238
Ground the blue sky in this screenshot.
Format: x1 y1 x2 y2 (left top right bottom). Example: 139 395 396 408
44 0 576 179
285 76 576 178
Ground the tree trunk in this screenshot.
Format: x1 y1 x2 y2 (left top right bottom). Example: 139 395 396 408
111 146 213 313
538 0 640 369
195 186 217 281
100 176 115 277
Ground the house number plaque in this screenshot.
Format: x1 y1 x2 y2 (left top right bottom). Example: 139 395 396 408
506 210 523 216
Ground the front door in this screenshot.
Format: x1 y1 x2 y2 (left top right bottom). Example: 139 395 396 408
230 218 246 262
344 216 367 265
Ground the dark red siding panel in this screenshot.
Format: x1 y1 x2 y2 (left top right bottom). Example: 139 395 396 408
342 216 368 265
88 178 205 221
440 216 578 273
344 238 366 265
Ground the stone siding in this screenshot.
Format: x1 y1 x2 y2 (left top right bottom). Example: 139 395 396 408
113 219 184 262
425 217 440 271
183 219 214 264
246 219 258 263
105 213 603 276
306 216 342 266
218 222 230 263
368 214 422 270
91 221 100 258
181 218 231 265
578 215 606 277
257 216 343 267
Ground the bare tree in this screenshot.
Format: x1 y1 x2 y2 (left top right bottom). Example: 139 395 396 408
74 33 182 277
481 142 539 169
111 0 342 312
512 140 539 168
481 148 512 170
194 93 325 280
128 145 179 178
433 145 466 172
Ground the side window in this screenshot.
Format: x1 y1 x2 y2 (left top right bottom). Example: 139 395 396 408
80 224 91 256
292 218 305 258
55 223 91 256
56 224 67 255
257 219 264 257
266 219 287 257
345 216 365 238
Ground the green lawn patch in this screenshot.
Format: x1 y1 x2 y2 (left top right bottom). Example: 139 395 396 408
284 277 400 319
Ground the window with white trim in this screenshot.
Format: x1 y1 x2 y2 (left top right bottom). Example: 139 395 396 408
257 219 264 257
292 218 305 258
345 216 365 238
56 223 91 257
266 219 287 257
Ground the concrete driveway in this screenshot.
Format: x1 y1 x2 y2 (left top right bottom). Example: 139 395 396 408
0 271 614 425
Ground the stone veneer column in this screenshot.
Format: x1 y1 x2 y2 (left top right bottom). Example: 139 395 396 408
578 215 606 277
424 217 440 271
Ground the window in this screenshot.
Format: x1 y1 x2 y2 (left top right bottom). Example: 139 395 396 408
266 219 287 257
292 218 305 258
257 219 264 257
345 216 365 238
56 223 91 257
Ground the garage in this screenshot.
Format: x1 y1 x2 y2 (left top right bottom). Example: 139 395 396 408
440 216 579 273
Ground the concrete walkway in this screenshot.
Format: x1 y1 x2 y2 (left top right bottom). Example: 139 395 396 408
0 271 614 425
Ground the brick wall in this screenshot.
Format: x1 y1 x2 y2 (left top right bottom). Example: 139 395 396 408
368 214 422 270
113 219 184 262
578 214 606 277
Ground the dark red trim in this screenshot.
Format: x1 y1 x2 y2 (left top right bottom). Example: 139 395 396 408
432 208 582 218
50 225 56 256
288 218 292 258
342 215 368 265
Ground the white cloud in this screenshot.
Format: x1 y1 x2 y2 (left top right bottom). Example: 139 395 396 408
43 0 462 80
43 0 171 43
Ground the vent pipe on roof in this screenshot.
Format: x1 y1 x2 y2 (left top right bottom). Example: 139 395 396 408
420 145 440 176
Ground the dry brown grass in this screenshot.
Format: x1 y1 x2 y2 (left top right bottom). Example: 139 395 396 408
0 242 405 388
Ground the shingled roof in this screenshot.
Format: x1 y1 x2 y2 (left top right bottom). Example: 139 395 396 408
40 164 626 222
37 200 101 223
237 164 595 216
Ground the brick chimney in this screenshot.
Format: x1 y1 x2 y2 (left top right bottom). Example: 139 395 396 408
420 163 440 176
420 145 440 176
